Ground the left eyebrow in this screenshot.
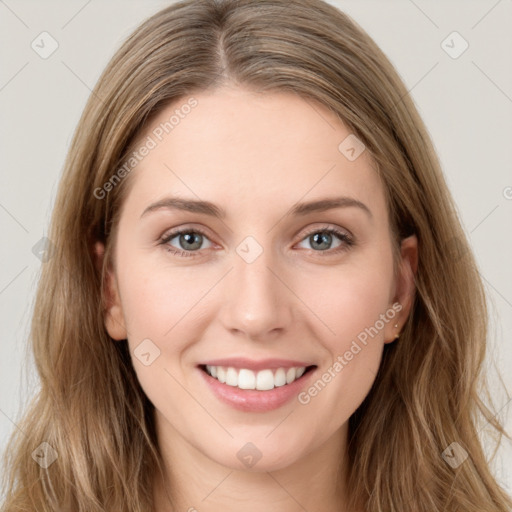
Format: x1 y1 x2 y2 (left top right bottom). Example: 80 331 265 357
290 196 372 219
140 195 372 220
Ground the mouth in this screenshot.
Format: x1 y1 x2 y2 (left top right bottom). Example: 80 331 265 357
198 364 317 391
196 357 318 412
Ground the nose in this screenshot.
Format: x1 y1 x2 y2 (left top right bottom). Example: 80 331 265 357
218 240 294 341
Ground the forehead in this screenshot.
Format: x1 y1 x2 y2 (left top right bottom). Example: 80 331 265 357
122 86 386 220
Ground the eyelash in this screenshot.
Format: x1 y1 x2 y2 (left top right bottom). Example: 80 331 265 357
159 225 355 258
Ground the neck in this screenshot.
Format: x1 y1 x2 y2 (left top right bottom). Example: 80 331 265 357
153 419 353 512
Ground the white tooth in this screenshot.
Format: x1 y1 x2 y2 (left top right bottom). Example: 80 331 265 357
238 369 256 390
225 367 238 387
256 369 275 390
286 367 296 384
210 365 306 389
216 366 226 383
295 366 306 378
274 368 287 387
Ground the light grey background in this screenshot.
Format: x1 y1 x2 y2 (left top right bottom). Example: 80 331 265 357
1 0 511 496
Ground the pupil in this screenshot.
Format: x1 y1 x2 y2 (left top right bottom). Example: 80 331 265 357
312 232 331 250
181 232 201 250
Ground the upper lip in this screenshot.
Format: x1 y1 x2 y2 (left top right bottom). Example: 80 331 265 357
198 358 315 372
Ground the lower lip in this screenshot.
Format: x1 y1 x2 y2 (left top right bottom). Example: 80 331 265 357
198 366 317 412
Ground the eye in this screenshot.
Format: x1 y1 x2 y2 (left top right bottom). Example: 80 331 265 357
296 226 354 255
160 227 213 257
159 225 354 258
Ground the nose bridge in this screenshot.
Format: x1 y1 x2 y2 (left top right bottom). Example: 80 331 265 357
221 234 292 337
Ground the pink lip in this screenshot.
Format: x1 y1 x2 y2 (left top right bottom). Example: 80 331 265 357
198 357 314 372
197 365 317 412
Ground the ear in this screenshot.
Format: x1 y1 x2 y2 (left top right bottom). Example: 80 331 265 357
93 241 127 341
384 234 418 344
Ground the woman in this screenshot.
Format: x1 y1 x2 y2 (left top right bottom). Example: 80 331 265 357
1 0 510 511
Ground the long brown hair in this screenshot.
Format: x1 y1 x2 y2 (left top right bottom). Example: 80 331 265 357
2 1 511 510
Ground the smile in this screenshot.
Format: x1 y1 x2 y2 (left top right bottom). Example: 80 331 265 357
203 365 309 390
198 363 317 412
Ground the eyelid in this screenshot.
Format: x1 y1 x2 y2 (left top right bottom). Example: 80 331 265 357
299 222 353 239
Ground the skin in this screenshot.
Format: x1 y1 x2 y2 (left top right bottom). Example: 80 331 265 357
95 85 418 512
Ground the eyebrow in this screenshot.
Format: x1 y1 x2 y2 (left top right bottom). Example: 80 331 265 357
140 195 372 219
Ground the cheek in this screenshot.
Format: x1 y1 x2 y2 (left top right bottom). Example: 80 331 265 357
293 252 393 417
297 250 394 348
118 254 207 342
116 257 205 406
301 342 382 437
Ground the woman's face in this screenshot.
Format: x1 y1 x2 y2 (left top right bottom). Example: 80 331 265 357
100 85 417 472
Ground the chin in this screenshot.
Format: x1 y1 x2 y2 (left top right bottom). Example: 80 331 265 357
201 432 313 473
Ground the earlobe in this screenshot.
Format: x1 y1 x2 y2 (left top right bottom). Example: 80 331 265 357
384 234 418 344
93 241 128 341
